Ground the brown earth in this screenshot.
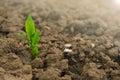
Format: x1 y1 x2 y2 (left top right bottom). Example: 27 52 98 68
0 0 120 80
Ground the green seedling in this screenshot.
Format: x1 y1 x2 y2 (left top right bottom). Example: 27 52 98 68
18 15 40 58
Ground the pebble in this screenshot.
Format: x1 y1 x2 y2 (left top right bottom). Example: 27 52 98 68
64 44 72 48
91 43 95 48
64 48 73 53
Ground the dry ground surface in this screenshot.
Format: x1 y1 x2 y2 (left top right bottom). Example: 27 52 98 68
0 0 120 80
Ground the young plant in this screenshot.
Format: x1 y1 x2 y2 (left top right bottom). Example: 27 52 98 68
18 15 40 58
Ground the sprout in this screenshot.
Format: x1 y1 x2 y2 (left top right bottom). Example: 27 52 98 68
18 15 40 58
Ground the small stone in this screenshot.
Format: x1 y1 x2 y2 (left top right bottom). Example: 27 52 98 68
12 54 18 59
64 49 73 53
91 43 95 48
65 44 72 48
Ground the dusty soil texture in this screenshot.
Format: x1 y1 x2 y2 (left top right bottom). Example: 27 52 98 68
0 0 120 80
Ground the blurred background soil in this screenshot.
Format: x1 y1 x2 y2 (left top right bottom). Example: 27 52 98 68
0 0 120 80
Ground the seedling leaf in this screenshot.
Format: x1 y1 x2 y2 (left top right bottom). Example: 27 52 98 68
25 15 35 38
31 29 40 47
18 32 27 40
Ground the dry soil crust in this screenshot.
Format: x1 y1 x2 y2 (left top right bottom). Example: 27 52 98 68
0 30 120 80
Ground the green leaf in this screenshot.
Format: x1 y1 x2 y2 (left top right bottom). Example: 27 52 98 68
25 15 35 38
32 46 39 58
31 29 40 46
18 32 27 40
